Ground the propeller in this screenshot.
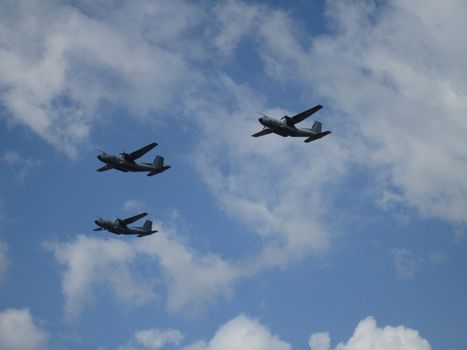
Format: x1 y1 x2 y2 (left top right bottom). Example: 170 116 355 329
120 149 133 162
281 115 294 126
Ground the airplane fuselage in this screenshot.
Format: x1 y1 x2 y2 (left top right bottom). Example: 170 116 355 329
259 117 317 137
97 154 168 174
94 219 147 235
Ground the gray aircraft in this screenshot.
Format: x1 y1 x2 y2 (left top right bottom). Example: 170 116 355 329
252 104 331 142
94 212 157 237
96 142 170 176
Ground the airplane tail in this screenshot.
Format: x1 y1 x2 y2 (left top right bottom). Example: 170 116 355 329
311 121 322 133
153 155 164 168
147 155 171 176
138 220 158 237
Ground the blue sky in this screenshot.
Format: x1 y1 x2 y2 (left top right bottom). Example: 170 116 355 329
1 1 467 349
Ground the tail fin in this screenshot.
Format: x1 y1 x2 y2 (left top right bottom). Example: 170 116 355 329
153 155 164 168
311 121 322 133
138 220 158 237
142 220 153 232
147 155 171 176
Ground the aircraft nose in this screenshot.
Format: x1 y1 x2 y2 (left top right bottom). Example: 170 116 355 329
97 154 103 161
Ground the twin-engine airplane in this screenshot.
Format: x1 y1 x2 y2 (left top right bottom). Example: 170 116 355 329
97 142 170 176
94 212 157 237
252 104 331 143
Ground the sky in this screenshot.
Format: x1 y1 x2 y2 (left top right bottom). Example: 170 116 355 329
0 0 467 349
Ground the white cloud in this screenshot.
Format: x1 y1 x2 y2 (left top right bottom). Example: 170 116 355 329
134 328 183 349
0 308 48 350
392 247 422 279
309 332 331 350
309 316 431 350
250 0 467 224
45 219 242 318
212 0 262 57
183 314 291 350
184 314 431 350
44 235 156 320
0 0 201 157
0 240 9 283
188 75 347 271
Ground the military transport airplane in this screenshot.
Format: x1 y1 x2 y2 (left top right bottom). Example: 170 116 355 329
96 142 170 176
94 212 157 237
252 104 331 143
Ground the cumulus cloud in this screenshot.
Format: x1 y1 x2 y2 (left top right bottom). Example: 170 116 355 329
0 308 48 350
184 314 291 350
44 236 156 319
45 220 242 318
308 316 431 350
183 314 431 350
309 332 331 350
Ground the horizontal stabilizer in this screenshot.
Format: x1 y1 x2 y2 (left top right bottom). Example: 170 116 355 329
137 231 158 237
147 166 171 176
304 131 331 143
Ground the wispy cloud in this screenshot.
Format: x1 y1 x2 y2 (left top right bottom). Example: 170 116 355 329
122 199 146 213
1 150 40 182
391 247 422 279
0 241 9 283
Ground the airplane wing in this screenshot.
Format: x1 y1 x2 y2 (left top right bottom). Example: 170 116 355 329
290 105 323 125
96 165 113 172
120 212 148 225
130 143 158 160
252 128 273 137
